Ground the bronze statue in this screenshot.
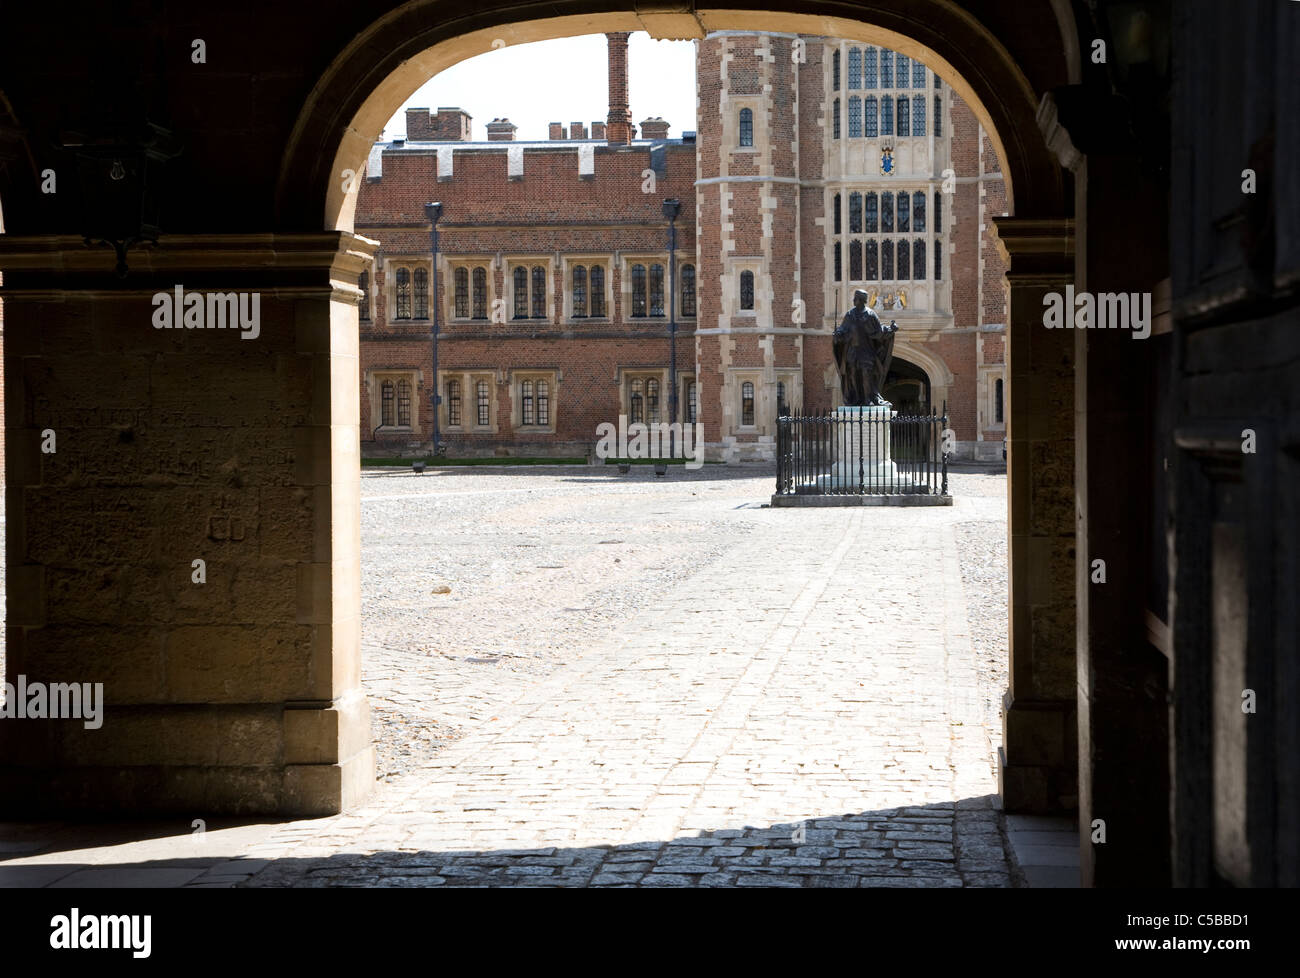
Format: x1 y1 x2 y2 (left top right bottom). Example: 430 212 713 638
833 289 898 406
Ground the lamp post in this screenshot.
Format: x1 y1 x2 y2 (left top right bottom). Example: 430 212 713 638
662 198 681 463
424 202 443 457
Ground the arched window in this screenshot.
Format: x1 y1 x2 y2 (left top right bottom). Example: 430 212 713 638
995 378 1004 423
834 241 842 282
572 265 587 317
865 192 879 233
739 270 755 310
882 239 894 280
832 49 841 90
882 191 894 233
739 108 753 147
681 264 696 317
897 192 910 232
897 238 910 279
913 61 926 88
413 267 428 319
647 379 660 423
513 266 528 319
896 54 910 88
864 96 878 138
590 266 606 317
395 267 411 319
866 239 879 279
649 264 665 317
472 267 487 319
686 381 698 423
630 378 644 424
848 96 862 138
847 47 861 89
913 95 926 136
832 99 840 139
521 379 535 425
913 192 926 232
833 193 842 234
849 240 862 280
864 47 878 88
881 96 893 136
396 379 412 426
897 96 909 138
454 267 468 318
849 192 862 233
381 380 395 426
359 270 370 321
476 380 490 426
881 49 893 87
935 95 943 137
631 264 647 317
531 266 546 318
537 381 550 425
914 239 926 280
447 380 462 426
741 382 755 426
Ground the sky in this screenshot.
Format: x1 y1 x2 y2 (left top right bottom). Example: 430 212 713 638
383 32 697 143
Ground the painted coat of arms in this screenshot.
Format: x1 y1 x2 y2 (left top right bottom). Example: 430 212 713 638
880 147 894 175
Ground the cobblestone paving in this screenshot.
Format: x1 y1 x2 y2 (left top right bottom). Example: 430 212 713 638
242 466 1013 888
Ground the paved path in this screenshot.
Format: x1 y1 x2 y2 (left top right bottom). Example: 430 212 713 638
243 477 1012 888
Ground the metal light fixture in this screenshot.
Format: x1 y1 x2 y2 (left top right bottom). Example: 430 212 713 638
425 202 445 457
662 197 681 464
63 122 180 277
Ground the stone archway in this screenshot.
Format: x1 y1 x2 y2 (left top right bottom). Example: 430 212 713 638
0 1 1079 821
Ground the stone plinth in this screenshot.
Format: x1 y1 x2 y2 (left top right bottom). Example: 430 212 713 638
819 404 899 491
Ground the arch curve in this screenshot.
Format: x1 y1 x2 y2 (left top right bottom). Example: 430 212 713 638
274 2 1071 232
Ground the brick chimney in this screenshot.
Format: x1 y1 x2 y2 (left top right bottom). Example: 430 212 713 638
570 122 588 140
430 107 472 141
405 107 435 140
591 121 607 140
640 117 670 140
487 118 517 141
605 32 633 145
548 122 565 140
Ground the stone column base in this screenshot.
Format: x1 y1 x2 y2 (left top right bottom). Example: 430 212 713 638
999 693 1078 814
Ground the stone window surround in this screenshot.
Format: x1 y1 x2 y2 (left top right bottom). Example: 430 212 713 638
620 255 670 320
438 368 500 433
505 256 553 321
725 256 762 320
444 257 496 322
979 364 1006 433
677 373 698 425
729 96 762 155
617 367 670 425
381 256 433 322
509 368 560 433
561 255 612 322
366 368 422 435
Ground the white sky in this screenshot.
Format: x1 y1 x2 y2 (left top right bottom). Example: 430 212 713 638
383 32 698 142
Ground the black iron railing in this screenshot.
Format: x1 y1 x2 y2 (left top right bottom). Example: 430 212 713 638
775 404 950 496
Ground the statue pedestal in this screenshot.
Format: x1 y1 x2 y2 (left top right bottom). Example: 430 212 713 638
818 404 899 491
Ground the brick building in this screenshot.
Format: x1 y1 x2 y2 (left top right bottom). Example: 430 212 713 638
357 30 1008 461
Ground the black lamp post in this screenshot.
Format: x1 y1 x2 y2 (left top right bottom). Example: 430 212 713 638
662 197 681 460
424 202 444 458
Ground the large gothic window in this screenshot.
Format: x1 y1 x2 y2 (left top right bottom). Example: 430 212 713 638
849 240 862 280
896 53 911 87
897 192 910 233
847 47 861 88
897 96 909 138
866 239 879 280
881 48 893 87
913 61 926 88
897 239 910 279
864 96 878 138
882 239 894 280
913 193 926 232
848 96 862 138
864 47 878 88
881 95 893 136
849 192 862 233
865 192 878 233
882 192 894 233
913 95 926 136
914 240 926 280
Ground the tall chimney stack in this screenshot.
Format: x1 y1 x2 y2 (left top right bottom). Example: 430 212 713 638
605 32 633 145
